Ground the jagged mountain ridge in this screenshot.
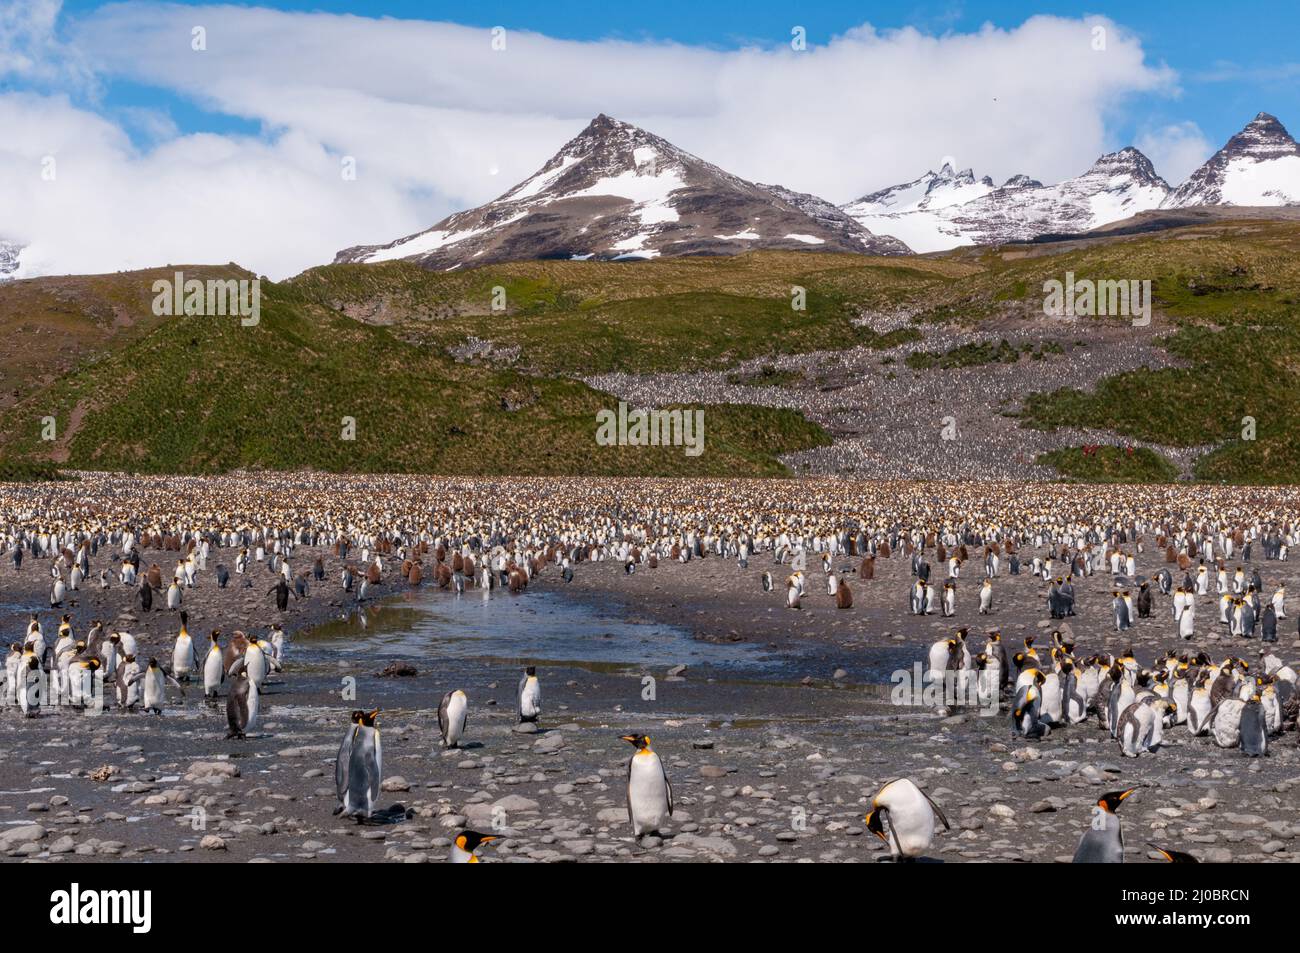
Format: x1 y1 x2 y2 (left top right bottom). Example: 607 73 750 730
844 149 1171 252
336 114 909 268
1162 112 1300 208
843 113 1300 252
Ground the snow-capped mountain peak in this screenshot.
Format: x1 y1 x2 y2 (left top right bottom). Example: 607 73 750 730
842 143 1172 252
335 114 908 268
1163 112 1300 208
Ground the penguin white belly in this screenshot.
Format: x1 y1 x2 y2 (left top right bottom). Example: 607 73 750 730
245 681 260 731
926 642 949 681
443 694 467 746
627 752 671 835
519 679 541 720
890 810 936 859
204 650 223 695
246 647 268 688
173 637 193 676
143 673 165 711
1211 699 1244 748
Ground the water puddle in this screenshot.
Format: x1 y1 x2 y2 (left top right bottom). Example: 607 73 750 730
300 589 785 673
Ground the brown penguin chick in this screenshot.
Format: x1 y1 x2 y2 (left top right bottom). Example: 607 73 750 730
836 579 853 609
508 568 527 593
436 563 451 589
223 630 250 675
366 562 381 585
146 564 163 589
859 555 874 580
409 561 423 586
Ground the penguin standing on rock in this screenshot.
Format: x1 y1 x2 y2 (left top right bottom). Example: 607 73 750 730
762 571 773 592
517 667 541 723
268 578 297 612
621 733 672 841
1012 670 1049 739
865 778 949 861
203 630 224 699
336 709 382 821
129 658 183 715
1072 788 1136 863
225 656 259 739
439 689 469 748
172 611 199 682
1239 694 1269 757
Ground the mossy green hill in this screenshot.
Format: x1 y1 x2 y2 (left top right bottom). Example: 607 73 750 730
4 216 1300 481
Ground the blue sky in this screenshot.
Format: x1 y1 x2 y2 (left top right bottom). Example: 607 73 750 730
49 0 1300 148
5 0 1297 278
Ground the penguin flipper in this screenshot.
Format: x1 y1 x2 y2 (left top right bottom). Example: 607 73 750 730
920 788 950 830
437 691 452 742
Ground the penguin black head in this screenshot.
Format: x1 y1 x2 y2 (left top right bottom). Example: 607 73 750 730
1098 788 1136 814
455 830 501 853
525 665 536 677
865 807 887 842
357 708 380 727
147 657 159 669
620 733 650 750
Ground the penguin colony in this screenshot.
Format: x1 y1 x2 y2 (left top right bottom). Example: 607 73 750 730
6 473 1300 862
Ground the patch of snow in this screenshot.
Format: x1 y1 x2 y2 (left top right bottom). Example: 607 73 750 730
363 211 528 263
1218 155 1300 205
714 229 761 240
506 156 582 202
783 233 825 244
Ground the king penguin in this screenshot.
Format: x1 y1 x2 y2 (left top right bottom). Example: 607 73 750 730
621 733 673 840
865 777 950 861
449 830 501 863
203 630 224 699
517 666 541 723
1072 788 1136 863
225 656 258 739
336 709 382 821
439 689 469 748
171 611 198 682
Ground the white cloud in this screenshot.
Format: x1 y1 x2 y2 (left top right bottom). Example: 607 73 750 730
1135 121 1214 184
0 2 1177 278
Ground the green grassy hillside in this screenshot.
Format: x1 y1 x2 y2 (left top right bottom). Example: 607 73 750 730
0 275 827 475
5 217 1300 481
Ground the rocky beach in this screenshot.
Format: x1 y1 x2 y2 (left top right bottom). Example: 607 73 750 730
1 476 1298 864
